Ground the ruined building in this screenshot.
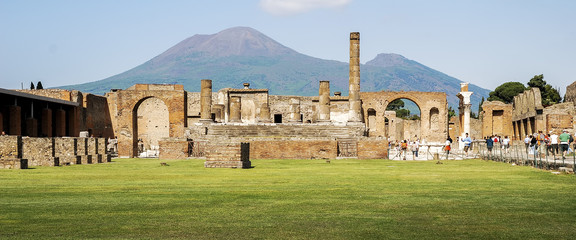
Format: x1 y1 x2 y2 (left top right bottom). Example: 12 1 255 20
481 82 576 139
2 32 462 168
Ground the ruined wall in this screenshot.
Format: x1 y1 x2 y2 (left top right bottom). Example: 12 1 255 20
54 138 77 165
84 94 113 138
564 81 576 104
249 139 337 159
542 102 575 134
22 137 57 166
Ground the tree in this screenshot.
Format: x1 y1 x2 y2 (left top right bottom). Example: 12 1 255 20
448 106 456 118
527 74 561 106
478 97 485 114
487 82 526 103
386 99 404 111
395 109 411 119
36 81 44 90
30 82 35 90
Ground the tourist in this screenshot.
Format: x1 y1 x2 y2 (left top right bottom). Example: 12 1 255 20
413 139 420 158
1 131 5 136
410 141 418 160
550 131 559 156
400 140 408 160
502 136 510 153
544 134 551 156
559 130 570 159
444 137 452 159
463 133 472 157
524 135 531 153
530 134 537 155
486 136 494 155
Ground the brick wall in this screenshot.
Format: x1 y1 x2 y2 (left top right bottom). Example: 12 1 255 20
249 139 337 159
357 139 388 159
158 139 188 159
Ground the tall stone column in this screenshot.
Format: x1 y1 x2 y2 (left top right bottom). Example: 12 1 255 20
229 96 242 123
348 32 362 122
199 79 213 123
289 98 301 123
258 103 271 123
8 105 21 136
457 83 473 138
41 108 53 137
318 81 331 122
54 109 66 137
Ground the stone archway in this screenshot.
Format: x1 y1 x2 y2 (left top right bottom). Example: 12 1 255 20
132 97 169 157
361 91 448 143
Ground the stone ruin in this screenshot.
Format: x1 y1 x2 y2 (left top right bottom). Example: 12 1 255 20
15 31 575 168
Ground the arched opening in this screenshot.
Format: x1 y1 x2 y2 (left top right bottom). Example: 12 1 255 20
132 97 169 158
385 98 421 141
429 107 439 131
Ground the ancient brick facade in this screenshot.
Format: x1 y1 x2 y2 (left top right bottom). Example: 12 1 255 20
481 101 513 138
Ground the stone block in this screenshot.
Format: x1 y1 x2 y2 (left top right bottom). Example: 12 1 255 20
158 139 188 159
205 142 251 168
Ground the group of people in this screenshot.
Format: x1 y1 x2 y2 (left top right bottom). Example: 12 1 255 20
443 133 473 159
485 135 511 154
524 130 574 159
392 136 421 160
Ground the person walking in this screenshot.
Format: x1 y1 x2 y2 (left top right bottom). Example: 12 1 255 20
559 130 570 160
444 137 452 160
486 136 494 157
463 133 472 157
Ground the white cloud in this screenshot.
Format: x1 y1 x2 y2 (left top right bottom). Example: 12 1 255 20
260 0 352 16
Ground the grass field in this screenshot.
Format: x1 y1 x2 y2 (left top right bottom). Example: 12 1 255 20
1 158 575 239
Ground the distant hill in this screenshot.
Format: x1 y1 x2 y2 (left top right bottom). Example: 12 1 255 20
59 26 490 110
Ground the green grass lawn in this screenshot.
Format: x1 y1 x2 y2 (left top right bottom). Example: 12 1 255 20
1 158 575 239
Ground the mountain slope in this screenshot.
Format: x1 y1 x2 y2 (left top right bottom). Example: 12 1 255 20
59 27 489 110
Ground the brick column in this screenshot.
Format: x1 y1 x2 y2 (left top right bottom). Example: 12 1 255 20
229 96 242 123
67 107 79 137
25 118 38 137
8 105 21 135
199 79 213 123
54 109 66 137
318 81 331 122
348 32 362 122
41 108 52 137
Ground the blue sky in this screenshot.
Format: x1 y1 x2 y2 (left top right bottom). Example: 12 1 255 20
1 0 574 95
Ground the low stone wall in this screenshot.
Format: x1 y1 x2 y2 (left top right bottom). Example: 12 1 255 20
158 139 188 159
0 136 110 169
205 142 251 168
22 137 58 166
357 138 388 159
249 139 337 159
